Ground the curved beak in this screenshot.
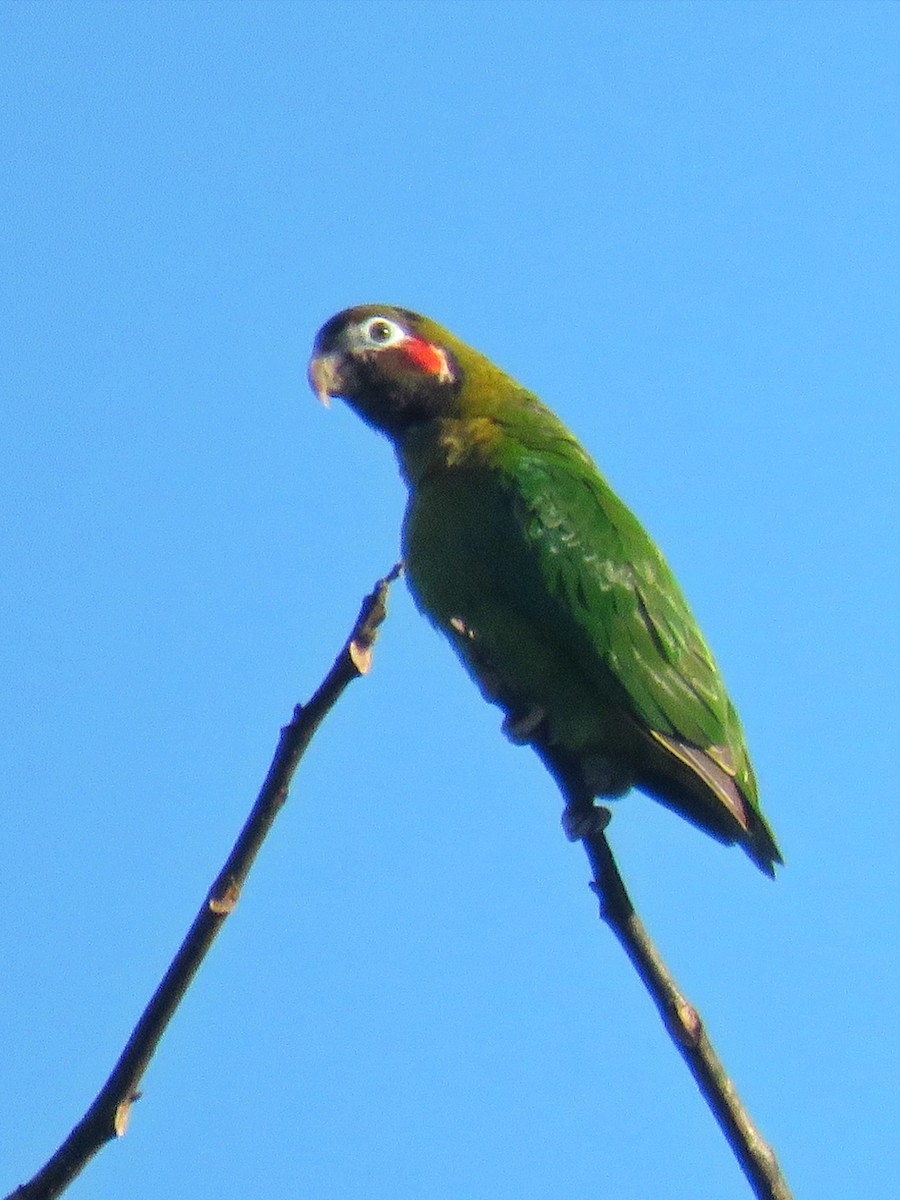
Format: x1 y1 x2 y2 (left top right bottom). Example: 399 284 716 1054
307 351 344 408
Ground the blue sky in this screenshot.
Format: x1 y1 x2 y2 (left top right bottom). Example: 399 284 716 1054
2 2 897 1197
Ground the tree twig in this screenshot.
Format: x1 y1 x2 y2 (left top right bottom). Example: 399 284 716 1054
578 810 792 1200
5 565 403 1200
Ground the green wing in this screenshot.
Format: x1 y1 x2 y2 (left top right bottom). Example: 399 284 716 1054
498 422 782 866
513 445 737 749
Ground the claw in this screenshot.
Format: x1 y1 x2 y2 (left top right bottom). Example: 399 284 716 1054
562 803 612 842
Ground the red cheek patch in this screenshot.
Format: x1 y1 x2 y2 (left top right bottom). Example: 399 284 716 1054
402 337 451 379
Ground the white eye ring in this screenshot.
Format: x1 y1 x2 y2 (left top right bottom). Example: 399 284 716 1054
359 316 407 348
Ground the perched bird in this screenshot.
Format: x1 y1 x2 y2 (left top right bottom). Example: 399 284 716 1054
309 306 782 875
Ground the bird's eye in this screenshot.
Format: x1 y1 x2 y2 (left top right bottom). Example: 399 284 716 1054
361 317 406 348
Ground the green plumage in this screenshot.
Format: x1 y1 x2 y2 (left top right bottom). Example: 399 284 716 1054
310 306 782 875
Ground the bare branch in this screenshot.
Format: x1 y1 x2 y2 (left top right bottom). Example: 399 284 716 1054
7 564 791 1200
5 565 403 1200
578 813 793 1200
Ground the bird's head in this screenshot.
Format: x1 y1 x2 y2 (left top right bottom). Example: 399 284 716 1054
308 305 514 439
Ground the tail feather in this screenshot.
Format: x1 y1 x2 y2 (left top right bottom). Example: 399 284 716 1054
647 730 783 876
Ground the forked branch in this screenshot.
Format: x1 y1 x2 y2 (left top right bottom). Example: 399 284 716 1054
6 565 791 1200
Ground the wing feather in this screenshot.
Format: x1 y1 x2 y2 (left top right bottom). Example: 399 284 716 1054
501 435 753 790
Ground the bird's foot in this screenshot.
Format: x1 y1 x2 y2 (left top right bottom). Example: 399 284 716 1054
562 802 612 843
502 705 546 745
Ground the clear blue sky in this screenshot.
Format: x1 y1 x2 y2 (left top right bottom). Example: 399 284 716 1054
2 2 897 1197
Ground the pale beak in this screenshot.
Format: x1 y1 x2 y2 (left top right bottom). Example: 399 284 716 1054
307 351 344 408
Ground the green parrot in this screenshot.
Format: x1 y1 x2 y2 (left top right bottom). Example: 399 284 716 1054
309 305 782 876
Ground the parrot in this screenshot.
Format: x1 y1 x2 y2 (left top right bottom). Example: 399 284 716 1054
308 305 782 876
